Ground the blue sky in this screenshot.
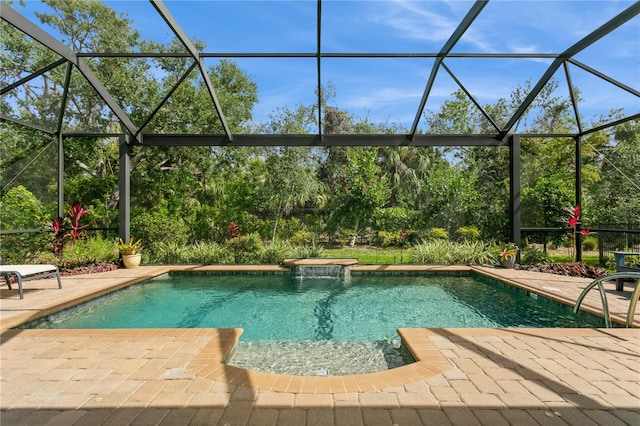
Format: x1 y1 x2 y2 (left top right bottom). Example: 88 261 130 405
10 0 640 133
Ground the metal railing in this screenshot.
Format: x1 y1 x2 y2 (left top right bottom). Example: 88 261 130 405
573 272 640 328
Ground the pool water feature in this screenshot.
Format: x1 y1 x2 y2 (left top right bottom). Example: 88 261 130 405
24 272 603 375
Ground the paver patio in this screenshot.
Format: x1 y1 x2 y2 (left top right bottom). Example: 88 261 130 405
1 265 638 425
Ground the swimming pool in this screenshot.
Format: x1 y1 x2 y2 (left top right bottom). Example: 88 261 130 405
27 272 602 335
23 272 602 375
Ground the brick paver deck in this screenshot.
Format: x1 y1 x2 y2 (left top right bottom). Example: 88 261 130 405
1 265 638 425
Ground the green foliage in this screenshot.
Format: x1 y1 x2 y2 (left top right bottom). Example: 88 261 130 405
0 185 49 229
291 230 315 246
34 233 118 267
275 217 304 241
70 235 119 263
373 207 419 232
586 120 640 224
227 232 263 263
0 185 51 262
323 247 401 264
332 228 354 246
421 164 484 239
184 242 232 264
292 244 325 259
409 240 494 265
118 237 143 255
521 175 573 246
147 241 187 265
189 205 224 242
627 255 640 268
582 236 598 251
520 246 551 265
328 148 389 242
456 225 480 241
424 228 448 241
260 241 293 264
131 208 190 247
375 231 408 248
260 147 323 241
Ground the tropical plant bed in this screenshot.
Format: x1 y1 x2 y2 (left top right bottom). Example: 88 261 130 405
58 262 120 276
516 262 607 279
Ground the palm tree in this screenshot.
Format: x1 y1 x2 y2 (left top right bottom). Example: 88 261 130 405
379 146 432 208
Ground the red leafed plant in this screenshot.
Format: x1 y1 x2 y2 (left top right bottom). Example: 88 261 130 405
46 204 90 259
565 204 592 262
68 204 90 240
227 221 241 240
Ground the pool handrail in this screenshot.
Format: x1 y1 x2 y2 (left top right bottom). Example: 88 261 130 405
573 272 640 328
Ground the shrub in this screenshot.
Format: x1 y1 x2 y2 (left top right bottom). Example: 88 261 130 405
291 230 315 246
185 241 232 264
520 246 551 265
277 217 304 241
70 234 119 264
409 240 493 265
424 228 448 241
190 205 223 242
373 207 419 232
260 241 293 264
0 185 50 263
626 255 640 268
449 241 495 265
582 236 598 251
147 241 188 264
376 230 401 247
410 240 449 264
455 225 480 241
292 244 324 258
131 209 190 247
227 232 263 263
333 228 353 246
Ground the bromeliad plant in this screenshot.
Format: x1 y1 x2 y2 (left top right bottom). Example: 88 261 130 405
118 237 143 255
496 242 519 261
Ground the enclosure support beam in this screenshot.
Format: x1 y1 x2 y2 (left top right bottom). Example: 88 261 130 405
119 134 131 243
509 135 521 258
140 134 504 147
57 133 64 219
575 135 582 262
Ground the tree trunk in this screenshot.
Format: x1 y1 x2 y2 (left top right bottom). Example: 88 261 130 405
271 213 280 243
350 218 360 247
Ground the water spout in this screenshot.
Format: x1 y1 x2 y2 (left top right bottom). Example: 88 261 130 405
282 258 358 281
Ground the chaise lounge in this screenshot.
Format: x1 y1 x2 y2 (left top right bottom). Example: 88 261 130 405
0 264 62 299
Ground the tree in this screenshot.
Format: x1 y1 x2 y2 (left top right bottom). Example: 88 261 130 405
3 0 261 235
378 146 433 208
328 148 389 245
521 176 573 248
261 147 324 242
585 118 640 225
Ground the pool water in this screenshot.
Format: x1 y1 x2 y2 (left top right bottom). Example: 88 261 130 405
30 273 602 337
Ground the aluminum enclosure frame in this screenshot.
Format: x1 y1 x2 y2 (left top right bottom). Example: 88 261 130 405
2 0 639 262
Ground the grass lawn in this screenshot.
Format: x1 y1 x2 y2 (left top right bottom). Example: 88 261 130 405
324 247 408 264
549 253 601 267
324 247 605 267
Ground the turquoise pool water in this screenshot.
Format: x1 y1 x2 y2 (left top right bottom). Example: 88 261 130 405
27 272 602 340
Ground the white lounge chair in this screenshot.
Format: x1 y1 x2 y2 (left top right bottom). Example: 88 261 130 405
0 264 62 299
